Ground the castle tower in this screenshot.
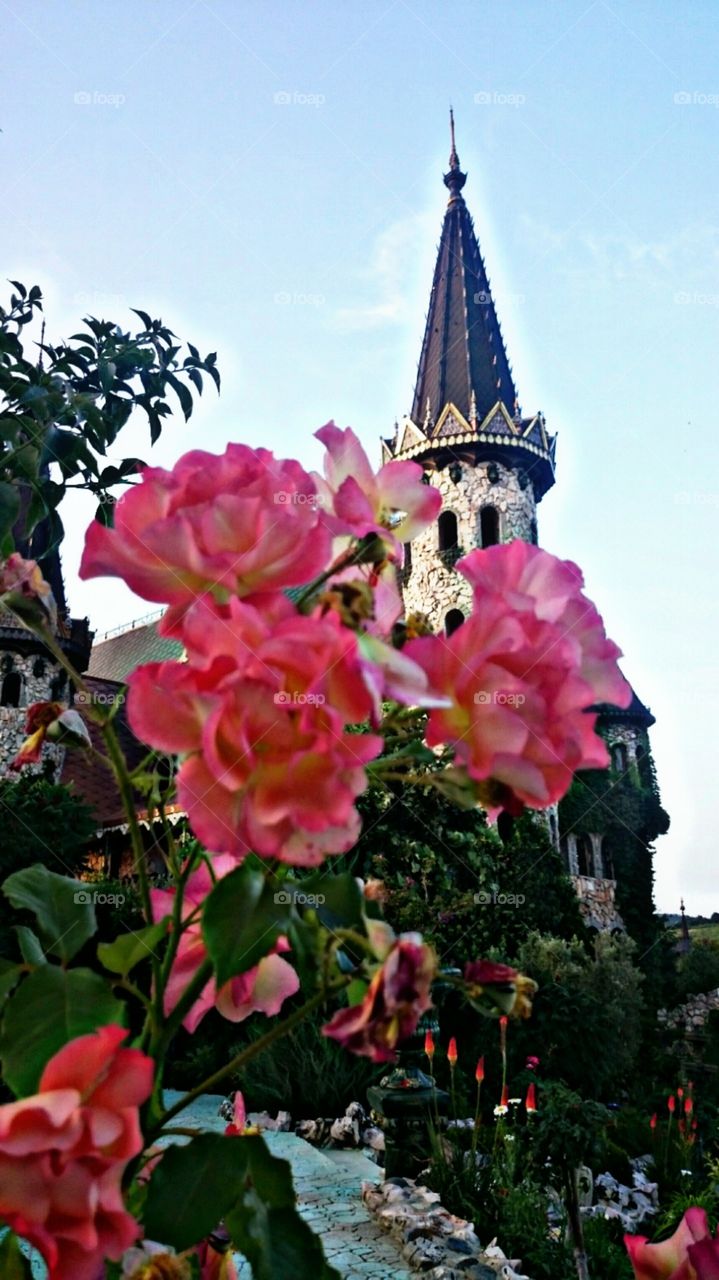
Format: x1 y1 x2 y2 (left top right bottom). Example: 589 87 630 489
389 116 668 936
383 111 556 635
0 509 93 777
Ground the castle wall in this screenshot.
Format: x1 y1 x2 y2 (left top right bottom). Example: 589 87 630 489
402 459 537 631
0 650 65 780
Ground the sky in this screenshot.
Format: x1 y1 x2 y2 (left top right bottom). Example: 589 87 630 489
2 0 718 915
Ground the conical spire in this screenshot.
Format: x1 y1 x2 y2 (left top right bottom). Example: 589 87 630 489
411 114 517 427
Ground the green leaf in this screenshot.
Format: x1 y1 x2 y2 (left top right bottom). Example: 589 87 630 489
226 1137 341 1280
346 977 369 1006
0 965 124 1095
3 864 97 963
299 870 364 929
143 1133 250 1250
0 1232 33 1278
0 481 20 541
167 372 193 421
97 920 168 977
0 959 22 1005
13 925 45 965
203 864 290 987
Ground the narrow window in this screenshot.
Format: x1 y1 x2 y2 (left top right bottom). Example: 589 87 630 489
445 609 464 637
1 672 22 708
480 505 499 547
403 542 412 573
602 839 615 880
438 511 458 551
611 743 628 773
577 834 593 878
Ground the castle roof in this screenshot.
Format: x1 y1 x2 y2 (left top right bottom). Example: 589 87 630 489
411 111 517 429
594 686 656 730
384 115 556 499
88 614 183 683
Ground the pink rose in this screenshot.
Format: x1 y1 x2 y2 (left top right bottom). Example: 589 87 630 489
0 1024 153 1280
10 700 91 771
128 598 383 864
406 542 630 815
0 552 57 628
151 858 300 1033
314 421 441 556
323 934 436 1062
80 444 332 605
625 1207 719 1278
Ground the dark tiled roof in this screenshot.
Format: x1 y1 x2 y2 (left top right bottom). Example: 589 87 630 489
411 151 517 427
89 621 183 682
594 686 656 729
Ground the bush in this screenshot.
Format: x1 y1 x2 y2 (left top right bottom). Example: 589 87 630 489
511 932 645 1098
675 942 719 1002
166 1010 378 1119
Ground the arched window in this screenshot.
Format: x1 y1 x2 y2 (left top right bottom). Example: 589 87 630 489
611 743 628 774
445 609 465 637
480 505 499 547
1 672 22 708
438 511 458 551
577 834 593 878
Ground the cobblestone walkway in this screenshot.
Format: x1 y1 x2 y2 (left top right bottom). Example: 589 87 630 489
8 1095 407 1279
169 1092 411 1280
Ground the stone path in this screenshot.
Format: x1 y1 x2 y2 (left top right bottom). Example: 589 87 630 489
6 1094 408 1279
167 1092 411 1279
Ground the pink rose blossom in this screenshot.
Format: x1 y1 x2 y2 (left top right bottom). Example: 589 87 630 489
406 542 630 815
128 598 383 864
151 858 300 1033
80 444 332 606
323 934 436 1062
0 1024 153 1280
0 552 57 628
314 421 441 556
625 1206 719 1278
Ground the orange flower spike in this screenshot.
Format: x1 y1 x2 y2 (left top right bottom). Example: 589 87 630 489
525 1082 537 1114
475 1055 485 1084
447 1036 458 1068
424 1030 435 1060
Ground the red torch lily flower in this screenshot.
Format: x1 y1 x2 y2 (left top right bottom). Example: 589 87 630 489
668 1094 676 1114
685 1096 693 1116
424 1029 435 1060
525 1082 537 1114
475 1055 485 1083
650 1113 657 1131
447 1037 458 1068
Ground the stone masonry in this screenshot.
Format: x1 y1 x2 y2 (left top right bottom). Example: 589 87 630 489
401 460 536 632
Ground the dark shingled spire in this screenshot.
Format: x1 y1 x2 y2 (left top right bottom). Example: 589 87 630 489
411 113 517 429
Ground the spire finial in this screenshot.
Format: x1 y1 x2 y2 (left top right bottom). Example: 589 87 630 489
444 109 467 199
449 106 459 168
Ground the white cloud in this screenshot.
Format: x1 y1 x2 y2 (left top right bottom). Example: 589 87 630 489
334 212 434 332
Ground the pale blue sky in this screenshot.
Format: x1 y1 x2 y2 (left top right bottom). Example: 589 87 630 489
2 0 718 914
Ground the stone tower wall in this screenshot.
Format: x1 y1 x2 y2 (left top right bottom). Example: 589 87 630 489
0 649 65 780
401 458 537 631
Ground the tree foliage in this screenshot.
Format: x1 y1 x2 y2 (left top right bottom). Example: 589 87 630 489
0 281 219 554
511 931 645 1099
351 778 584 963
